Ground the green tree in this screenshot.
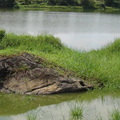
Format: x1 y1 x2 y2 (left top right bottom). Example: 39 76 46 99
105 0 114 6
0 0 15 8
81 0 95 9
24 0 32 5
48 0 78 6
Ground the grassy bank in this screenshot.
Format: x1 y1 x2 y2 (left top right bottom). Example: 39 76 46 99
16 4 84 12
15 4 120 13
0 0 120 13
14 0 120 13
0 31 120 89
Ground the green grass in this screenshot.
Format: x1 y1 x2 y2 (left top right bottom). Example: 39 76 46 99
111 109 120 120
0 29 5 40
0 32 120 89
22 4 83 9
18 4 84 12
16 4 120 13
69 105 83 120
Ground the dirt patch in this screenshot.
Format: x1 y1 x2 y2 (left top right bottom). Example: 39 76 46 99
0 53 93 95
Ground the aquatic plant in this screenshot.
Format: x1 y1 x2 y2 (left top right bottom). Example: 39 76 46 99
111 109 120 120
26 112 38 120
69 106 83 120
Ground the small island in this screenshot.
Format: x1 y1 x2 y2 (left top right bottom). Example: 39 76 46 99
0 30 120 95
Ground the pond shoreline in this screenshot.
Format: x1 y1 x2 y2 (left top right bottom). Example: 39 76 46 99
0 5 120 13
19 5 120 12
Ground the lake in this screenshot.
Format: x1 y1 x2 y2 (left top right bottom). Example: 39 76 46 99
0 10 120 51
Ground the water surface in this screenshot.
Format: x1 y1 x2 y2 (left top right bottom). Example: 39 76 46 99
0 10 120 51
0 90 120 120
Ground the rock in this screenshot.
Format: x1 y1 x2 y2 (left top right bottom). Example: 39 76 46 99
0 53 93 95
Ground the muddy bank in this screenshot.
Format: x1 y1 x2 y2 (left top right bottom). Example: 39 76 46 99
0 53 93 95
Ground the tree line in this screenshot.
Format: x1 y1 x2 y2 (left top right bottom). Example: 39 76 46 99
0 0 120 9
0 0 15 8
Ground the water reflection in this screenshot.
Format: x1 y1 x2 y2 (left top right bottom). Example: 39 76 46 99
0 91 120 120
27 96 119 120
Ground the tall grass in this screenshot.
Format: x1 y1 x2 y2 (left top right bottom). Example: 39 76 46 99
0 29 5 41
0 33 63 53
0 31 120 89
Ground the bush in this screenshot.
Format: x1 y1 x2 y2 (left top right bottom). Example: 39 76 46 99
105 0 114 7
0 29 5 41
48 0 78 6
105 0 120 8
14 1 20 9
24 0 32 5
0 0 15 8
81 0 95 9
